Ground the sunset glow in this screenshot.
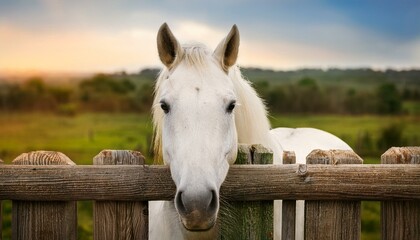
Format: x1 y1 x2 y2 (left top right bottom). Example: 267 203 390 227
0 1 419 74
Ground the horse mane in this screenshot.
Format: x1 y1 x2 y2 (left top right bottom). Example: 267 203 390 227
229 66 273 147
152 43 273 164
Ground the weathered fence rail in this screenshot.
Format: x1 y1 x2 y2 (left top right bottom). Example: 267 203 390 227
1 164 419 201
0 146 419 240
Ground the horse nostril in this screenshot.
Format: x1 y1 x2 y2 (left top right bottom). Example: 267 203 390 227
175 188 220 230
175 188 219 216
208 189 218 213
175 191 187 214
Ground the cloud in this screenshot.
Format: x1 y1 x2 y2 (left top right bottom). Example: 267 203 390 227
237 21 420 69
169 21 227 48
0 23 159 73
0 21 232 73
0 2 419 74
399 38 420 69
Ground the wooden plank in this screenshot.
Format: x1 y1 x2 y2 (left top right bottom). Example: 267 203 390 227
0 164 420 201
305 149 361 240
93 150 148 240
235 144 252 164
282 151 296 240
381 147 420 240
11 151 77 240
220 144 274 240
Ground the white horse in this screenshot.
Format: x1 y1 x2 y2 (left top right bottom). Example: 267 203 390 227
149 23 352 240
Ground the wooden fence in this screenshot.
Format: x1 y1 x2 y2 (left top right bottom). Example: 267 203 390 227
0 146 419 240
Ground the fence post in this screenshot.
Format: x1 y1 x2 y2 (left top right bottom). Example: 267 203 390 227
282 151 296 240
93 150 148 240
219 144 274 240
381 147 420 240
12 151 77 240
305 150 362 240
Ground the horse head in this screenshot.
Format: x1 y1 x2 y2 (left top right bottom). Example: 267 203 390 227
154 23 240 231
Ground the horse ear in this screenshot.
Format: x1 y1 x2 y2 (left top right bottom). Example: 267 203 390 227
157 23 182 68
214 24 240 71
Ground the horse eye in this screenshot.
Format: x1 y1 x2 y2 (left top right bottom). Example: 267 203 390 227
226 101 236 113
160 101 170 114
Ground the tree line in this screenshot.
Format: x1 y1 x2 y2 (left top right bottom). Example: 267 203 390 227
255 77 415 115
0 73 154 115
0 68 418 115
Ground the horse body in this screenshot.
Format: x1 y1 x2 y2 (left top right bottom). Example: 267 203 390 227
150 23 351 240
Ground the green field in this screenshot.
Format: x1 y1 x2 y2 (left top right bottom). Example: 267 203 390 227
0 113 154 164
1 113 419 239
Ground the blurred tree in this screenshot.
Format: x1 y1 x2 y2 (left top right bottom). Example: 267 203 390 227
377 123 406 152
355 131 374 156
376 83 402 114
293 77 327 113
25 77 46 94
344 88 376 114
254 80 270 99
78 74 136 112
20 77 58 111
49 87 73 105
133 83 154 112
79 74 134 94
266 85 287 113
297 77 319 89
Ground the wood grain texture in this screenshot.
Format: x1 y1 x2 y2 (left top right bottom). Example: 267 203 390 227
381 147 420 240
13 151 76 166
220 144 274 240
93 150 145 165
0 164 420 201
305 149 361 240
306 149 363 165
252 144 273 164
236 144 252 164
282 151 296 240
381 146 420 164
12 151 77 240
93 150 148 240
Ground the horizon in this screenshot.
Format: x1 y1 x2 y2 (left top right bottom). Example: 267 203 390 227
2 66 420 82
1 1 419 74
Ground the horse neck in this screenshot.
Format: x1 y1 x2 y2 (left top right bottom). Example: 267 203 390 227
230 67 275 148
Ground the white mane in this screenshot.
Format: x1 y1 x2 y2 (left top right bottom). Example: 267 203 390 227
228 66 276 149
152 43 280 164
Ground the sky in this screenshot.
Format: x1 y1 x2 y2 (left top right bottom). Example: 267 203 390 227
0 0 419 74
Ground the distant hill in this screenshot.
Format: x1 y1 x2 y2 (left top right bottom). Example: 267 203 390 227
130 67 420 90
2 68 419 90
240 68 420 89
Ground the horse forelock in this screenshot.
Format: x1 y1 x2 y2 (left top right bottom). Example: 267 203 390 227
182 43 214 70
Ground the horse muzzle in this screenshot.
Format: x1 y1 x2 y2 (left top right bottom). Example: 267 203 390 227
175 188 219 231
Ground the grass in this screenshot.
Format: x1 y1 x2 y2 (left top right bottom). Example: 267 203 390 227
270 114 419 162
0 112 419 239
270 114 419 141
403 100 420 115
0 113 154 164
